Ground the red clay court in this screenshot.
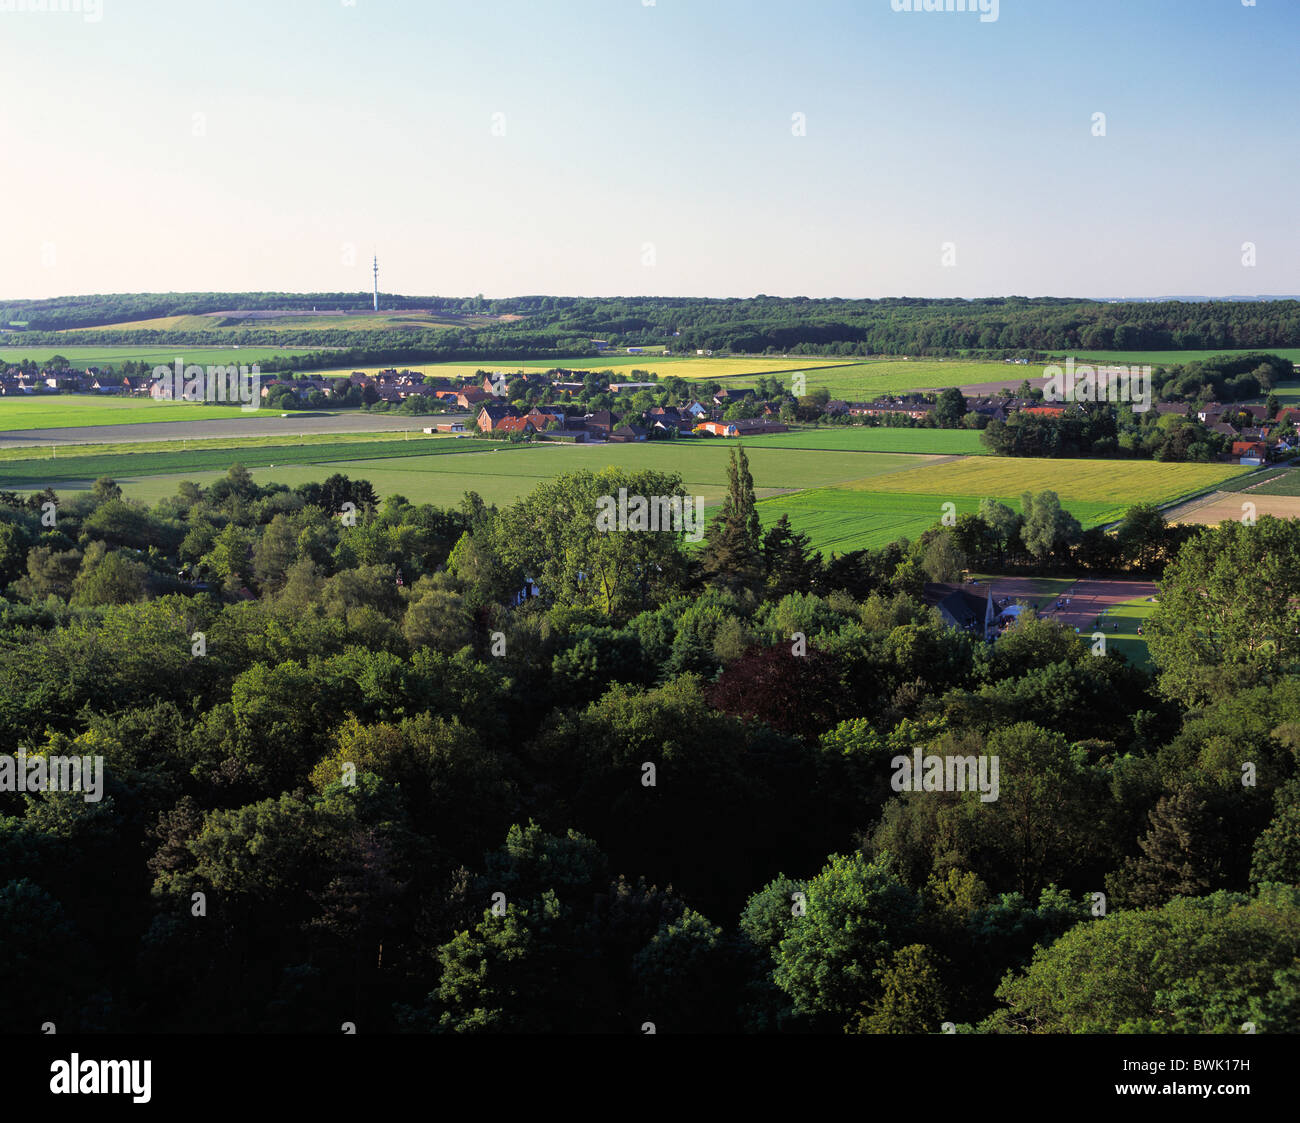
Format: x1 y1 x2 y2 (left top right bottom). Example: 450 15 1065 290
973 576 1158 633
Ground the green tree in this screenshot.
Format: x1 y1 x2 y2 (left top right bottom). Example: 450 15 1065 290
932 388 968 429
1106 785 1225 909
854 943 950 1033
1020 490 1082 562
700 446 763 595
986 886 1300 1033
1146 517 1300 706
771 852 921 1031
71 542 149 606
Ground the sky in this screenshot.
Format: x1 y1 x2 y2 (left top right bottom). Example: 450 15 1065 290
2 0 1298 301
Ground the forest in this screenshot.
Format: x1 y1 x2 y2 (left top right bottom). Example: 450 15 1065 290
0 449 1296 1034
5 293 1300 360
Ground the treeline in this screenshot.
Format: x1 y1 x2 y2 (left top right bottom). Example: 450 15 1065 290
5 293 1300 358
0 292 495 332
0 454 1297 1033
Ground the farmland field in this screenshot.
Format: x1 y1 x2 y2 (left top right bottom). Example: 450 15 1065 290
747 427 986 455
0 396 282 430
835 456 1246 508
706 360 1049 398
756 488 1124 554
311 355 856 383
1170 492 1300 528
60 311 475 333
755 456 1247 555
0 434 497 490
0 344 319 367
105 444 935 510
1246 467 1300 496
1059 349 1300 367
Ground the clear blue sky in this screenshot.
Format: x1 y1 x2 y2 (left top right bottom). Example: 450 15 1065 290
3 0 1297 300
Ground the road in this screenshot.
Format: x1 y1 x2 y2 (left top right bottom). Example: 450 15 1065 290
0 412 468 448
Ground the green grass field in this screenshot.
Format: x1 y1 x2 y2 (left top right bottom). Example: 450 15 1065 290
1060 349 1300 367
76 440 939 510
748 427 986 455
21 422 1248 560
1242 467 1300 496
835 456 1245 508
1094 596 1157 671
0 345 320 367
706 360 1047 398
0 428 444 464
0 434 502 490
0 395 284 430
755 456 1246 555
756 488 1124 554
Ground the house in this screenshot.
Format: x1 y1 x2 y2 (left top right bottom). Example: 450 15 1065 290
696 418 788 438
538 429 588 443
1276 407 1300 427
849 400 932 421
1196 403 1223 424
713 388 756 406
430 421 466 433
1209 421 1239 438
494 417 536 438
681 400 710 418
457 387 491 408
1153 402 1190 417
608 423 648 443
526 407 566 430
1232 440 1268 465
923 583 994 640
582 410 618 438
824 399 849 417
476 403 519 432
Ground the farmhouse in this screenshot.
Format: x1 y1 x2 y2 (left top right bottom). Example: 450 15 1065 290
476 403 519 432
